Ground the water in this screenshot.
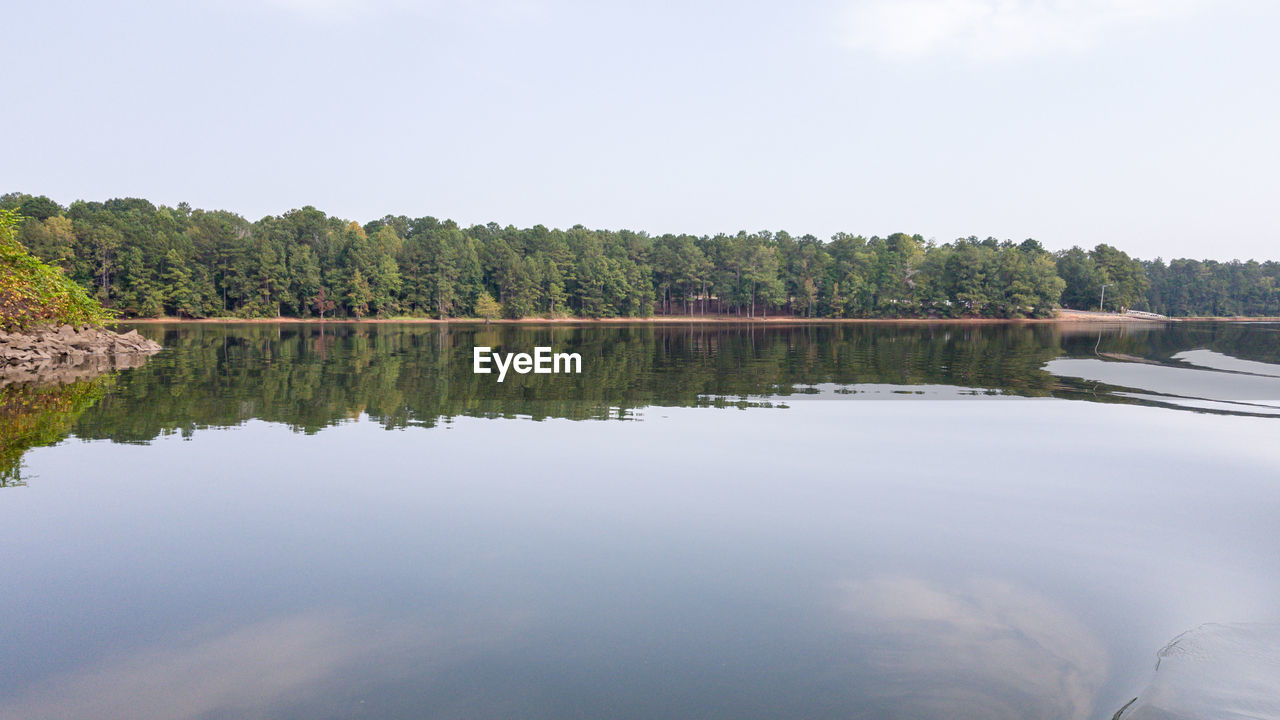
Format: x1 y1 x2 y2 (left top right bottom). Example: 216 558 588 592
1120 623 1280 719
2 321 1278 719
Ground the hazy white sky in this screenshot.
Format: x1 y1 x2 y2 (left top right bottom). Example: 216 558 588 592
3 0 1277 259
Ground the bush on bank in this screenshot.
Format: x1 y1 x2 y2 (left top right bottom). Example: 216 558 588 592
0 209 113 333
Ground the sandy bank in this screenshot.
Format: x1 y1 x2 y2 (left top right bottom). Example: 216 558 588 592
116 311 1197 326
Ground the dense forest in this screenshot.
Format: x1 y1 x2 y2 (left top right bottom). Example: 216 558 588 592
3 193 1278 320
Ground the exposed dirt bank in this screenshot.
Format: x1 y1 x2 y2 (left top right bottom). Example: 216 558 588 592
1054 310 1167 322
117 311 1195 326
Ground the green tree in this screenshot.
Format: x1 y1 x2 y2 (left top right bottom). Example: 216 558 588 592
1056 247 1103 310
347 268 372 320
1091 244 1148 311
474 290 501 322
162 249 200 317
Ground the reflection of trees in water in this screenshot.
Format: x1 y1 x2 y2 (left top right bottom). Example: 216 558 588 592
1049 323 1280 416
12 322 1274 472
1 378 110 485
67 323 1066 445
1061 322 1280 365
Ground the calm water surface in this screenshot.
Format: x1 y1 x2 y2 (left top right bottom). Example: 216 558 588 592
2 322 1279 719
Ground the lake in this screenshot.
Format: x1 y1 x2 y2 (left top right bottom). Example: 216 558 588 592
2 321 1279 720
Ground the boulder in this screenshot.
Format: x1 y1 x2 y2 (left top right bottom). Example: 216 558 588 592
0 324 163 380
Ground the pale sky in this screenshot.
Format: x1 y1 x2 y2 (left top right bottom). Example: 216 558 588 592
3 0 1277 260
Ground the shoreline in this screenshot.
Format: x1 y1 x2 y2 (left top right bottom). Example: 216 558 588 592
111 312 1273 326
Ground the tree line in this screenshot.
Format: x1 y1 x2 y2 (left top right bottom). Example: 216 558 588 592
3 193 1277 320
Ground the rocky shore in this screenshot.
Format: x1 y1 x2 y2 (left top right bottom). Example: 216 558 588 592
1 325 162 385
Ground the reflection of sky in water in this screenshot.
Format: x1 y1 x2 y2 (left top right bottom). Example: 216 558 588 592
1172 349 1280 379
5 396 1280 718
1046 352 1280 417
834 577 1107 720
1121 623 1280 720
1111 393 1280 416
1045 358 1280 405
1 613 372 719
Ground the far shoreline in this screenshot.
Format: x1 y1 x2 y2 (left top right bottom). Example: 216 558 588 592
112 311 1278 326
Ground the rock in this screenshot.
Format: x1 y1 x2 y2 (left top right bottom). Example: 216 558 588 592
0 324 163 381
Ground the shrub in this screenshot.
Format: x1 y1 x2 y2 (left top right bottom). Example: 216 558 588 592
0 210 113 332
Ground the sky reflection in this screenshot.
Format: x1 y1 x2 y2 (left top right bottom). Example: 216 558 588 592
834 576 1108 720
0 613 367 720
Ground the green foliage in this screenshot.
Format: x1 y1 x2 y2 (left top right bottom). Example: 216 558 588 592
0 210 114 332
347 268 372 320
474 291 501 321
4 192 1277 321
1056 244 1149 312
1143 257 1280 317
